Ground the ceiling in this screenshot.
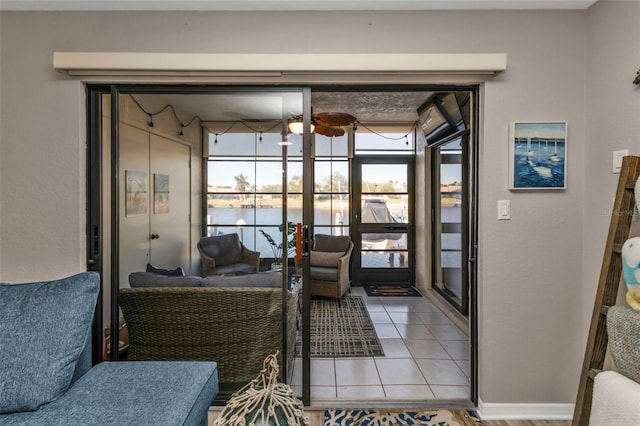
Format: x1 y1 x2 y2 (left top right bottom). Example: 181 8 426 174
0 0 599 10
159 90 435 125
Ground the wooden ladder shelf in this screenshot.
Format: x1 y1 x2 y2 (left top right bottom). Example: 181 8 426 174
572 155 640 425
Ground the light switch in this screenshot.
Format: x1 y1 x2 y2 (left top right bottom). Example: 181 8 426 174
613 150 629 173
498 200 510 220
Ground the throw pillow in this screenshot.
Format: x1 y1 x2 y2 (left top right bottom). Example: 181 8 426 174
310 250 343 268
0 272 100 414
145 263 185 277
313 234 350 253
621 237 640 310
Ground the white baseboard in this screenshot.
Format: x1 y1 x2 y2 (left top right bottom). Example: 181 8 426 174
477 399 574 420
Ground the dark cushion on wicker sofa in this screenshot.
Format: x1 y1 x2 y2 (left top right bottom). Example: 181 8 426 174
0 361 218 426
129 272 202 288
0 272 100 414
146 263 185 276
201 271 281 288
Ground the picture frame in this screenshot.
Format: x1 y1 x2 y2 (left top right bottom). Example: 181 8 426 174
509 121 567 190
125 170 148 216
153 173 170 214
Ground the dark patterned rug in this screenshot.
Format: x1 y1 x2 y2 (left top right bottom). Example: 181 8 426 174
363 284 422 297
295 295 384 357
324 409 483 425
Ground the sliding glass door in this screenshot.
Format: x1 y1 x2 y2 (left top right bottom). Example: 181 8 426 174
431 134 469 315
88 86 313 402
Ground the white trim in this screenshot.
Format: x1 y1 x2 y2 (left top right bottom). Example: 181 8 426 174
52 52 507 77
2 0 600 11
478 399 575 420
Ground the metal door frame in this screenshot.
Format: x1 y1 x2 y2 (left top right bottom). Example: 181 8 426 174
351 155 415 285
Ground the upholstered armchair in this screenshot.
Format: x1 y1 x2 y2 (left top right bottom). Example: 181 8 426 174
309 234 354 299
198 233 260 276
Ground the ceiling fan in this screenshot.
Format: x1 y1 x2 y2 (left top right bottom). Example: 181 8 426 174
289 111 357 137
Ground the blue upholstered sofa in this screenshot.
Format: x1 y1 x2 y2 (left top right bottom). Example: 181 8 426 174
0 272 218 425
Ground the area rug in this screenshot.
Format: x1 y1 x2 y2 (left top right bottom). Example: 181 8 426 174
295 295 384 357
324 409 483 426
363 284 422 297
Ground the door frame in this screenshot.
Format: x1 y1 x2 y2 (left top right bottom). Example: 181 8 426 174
351 155 415 286
86 83 480 406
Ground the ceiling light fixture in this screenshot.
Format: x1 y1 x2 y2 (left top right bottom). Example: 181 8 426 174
288 120 315 135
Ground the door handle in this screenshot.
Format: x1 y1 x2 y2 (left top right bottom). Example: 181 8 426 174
150 233 160 240
385 226 409 230
302 225 310 256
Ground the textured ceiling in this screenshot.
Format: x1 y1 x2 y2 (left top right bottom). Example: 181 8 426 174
312 91 433 123
161 90 434 124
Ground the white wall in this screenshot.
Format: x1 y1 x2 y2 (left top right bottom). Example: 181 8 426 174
0 5 635 408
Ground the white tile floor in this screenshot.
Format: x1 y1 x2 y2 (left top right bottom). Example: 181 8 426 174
290 287 471 402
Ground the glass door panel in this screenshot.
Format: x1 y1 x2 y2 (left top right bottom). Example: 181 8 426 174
105 88 305 402
432 136 468 314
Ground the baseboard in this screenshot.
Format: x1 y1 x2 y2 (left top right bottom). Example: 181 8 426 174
477 399 574 420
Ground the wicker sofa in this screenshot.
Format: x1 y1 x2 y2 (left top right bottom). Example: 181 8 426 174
120 271 298 394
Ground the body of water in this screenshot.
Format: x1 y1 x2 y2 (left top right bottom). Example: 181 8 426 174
207 205 461 259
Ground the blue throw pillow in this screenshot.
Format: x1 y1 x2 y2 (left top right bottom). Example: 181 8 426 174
146 264 185 277
0 272 100 414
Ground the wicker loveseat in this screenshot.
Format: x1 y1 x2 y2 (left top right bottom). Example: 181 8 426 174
120 271 298 394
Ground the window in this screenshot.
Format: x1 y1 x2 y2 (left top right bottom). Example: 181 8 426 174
313 133 349 237
206 127 302 258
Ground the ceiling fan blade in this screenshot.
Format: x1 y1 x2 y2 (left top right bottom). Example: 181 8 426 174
313 112 356 127
315 125 345 137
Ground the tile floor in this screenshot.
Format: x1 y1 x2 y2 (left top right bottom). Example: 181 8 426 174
290 286 471 402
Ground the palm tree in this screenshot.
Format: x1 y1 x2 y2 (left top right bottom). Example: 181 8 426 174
234 173 250 200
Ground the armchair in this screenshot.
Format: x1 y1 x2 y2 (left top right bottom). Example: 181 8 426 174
309 234 354 299
198 233 260 276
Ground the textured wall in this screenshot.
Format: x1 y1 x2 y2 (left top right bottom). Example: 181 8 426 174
583 0 640 342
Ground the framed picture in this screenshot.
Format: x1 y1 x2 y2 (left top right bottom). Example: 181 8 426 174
509 121 567 190
125 170 148 216
153 173 170 214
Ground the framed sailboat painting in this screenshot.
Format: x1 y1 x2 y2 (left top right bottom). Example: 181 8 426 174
509 121 567 190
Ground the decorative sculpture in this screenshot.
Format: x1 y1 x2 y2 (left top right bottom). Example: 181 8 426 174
213 352 309 426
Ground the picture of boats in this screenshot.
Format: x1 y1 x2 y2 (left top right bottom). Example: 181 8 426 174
510 122 566 189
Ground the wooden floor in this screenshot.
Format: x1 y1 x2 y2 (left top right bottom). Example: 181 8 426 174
484 421 570 425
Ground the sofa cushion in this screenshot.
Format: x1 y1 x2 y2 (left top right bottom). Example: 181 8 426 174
129 272 202 288
199 233 244 266
313 234 350 253
0 272 100 414
310 250 344 268
215 263 258 275
201 271 282 288
310 266 339 281
145 263 185 277
0 361 219 426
